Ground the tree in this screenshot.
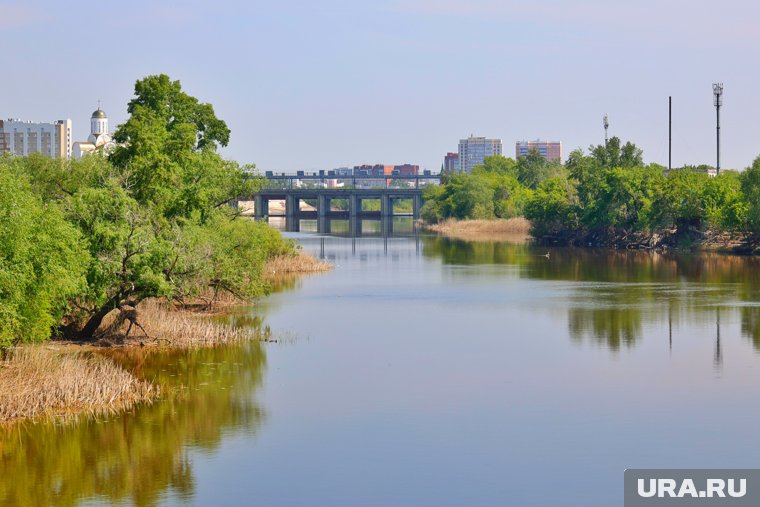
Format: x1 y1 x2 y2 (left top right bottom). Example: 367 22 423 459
0 162 88 345
11 75 292 341
589 136 643 168
473 155 518 178
524 176 579 236
660 169 709 231
110 74 234 213
741 156 760 236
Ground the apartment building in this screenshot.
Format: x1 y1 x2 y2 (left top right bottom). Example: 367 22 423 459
458 136 502 173
516 140 562 162
0 118 72 159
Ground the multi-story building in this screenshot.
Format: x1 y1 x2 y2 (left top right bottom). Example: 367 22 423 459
393 164 419 176
443 152 459 173
353 164 394 177
0 118 72 159
516 140 562 162
458 135 502 173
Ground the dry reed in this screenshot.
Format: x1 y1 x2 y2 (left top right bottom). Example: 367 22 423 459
425 218 532 242
0 346 156 424
103 299 265 348
264 252 332 278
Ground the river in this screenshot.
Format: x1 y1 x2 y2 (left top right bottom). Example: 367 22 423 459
2 217 760 506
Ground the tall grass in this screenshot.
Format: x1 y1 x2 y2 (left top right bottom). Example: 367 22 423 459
264 252 331 278
0 346 156 423
99 299 266 348
425 217 532 242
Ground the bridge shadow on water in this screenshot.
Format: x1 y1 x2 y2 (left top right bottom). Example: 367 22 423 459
267 215 420 238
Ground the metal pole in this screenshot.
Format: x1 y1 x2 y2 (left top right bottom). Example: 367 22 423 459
713 83 723 176
716 102 721 175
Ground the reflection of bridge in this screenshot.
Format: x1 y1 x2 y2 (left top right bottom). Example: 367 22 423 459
271 216 419 237
249 175 441 221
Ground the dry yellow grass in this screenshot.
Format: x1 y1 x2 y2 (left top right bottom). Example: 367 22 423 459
264 252 332 278
0 346 157 424
99 299 265 348
425 218 532 242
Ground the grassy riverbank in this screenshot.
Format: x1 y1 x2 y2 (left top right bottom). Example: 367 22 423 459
0 346 157 424
424 218 532 242
0 251 330 425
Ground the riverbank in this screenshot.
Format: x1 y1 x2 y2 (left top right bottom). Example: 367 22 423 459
424 218 532 242
0 346 157 424
0 251 331 425
532 226 757 254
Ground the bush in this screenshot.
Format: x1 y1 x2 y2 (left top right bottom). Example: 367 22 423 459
0 164 89 345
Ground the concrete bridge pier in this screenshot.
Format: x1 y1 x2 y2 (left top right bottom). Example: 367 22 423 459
412 194 423 219
318 195 330 218
286 194 298 219
349 214 362 236
317 216 331 234
349 195 359 220
254 195 268 219
382 216 394 236
381 195 393 217
285 217 300 232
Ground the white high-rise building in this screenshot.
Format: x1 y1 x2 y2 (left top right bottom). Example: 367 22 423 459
0 118 72 159
458 135 502 173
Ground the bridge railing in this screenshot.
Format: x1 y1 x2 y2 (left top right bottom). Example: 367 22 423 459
251 174 441 191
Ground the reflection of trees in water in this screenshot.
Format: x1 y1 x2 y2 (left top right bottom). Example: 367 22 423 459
568 307 642 350
423 236 760 351
741 306 760 351
0 342 267 507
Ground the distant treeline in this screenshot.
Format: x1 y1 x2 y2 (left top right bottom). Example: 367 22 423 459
422 137 760 247
0 74 294 347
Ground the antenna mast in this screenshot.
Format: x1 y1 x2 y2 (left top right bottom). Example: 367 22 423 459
712 83 723 175
603 114 609 147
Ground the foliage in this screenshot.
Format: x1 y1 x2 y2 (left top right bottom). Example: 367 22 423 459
524 176 578 236
741 156 760 236
2 74 294 343
421 156 532 222
589 136 643 168
516 149 566 189
0 162 88 345
109 74 249 218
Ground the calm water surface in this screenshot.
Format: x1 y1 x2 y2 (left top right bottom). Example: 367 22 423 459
3 217 760 506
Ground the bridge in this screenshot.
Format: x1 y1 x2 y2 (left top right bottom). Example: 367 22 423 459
247 174 441 220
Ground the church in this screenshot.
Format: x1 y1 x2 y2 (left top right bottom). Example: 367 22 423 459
72 106 116 159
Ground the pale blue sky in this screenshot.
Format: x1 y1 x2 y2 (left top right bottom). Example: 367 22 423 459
2 0 759 172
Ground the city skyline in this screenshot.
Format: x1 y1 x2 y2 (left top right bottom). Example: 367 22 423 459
2 0 759 172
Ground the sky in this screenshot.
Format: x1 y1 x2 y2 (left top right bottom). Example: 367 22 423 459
2 0 759 172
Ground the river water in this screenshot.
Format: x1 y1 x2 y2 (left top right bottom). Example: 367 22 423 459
3 217 760 506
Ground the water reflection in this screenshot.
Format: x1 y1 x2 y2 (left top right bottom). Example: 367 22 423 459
740 306 760 351
419 237 760 353
0 342 267 507
267 216 419 237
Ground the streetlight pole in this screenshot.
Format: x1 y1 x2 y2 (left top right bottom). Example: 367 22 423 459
713 83 723 175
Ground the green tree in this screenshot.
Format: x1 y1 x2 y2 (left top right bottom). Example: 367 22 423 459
12 75 292 340
660 169 709 230
524 176 578 236
0 162 88 345
110 74 236 214
589 136 643 168
741 156 760 236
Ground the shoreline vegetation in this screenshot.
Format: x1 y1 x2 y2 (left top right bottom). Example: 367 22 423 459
0 74 332 425
0 251 330 425
421 137 760 254
424 218 532 242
